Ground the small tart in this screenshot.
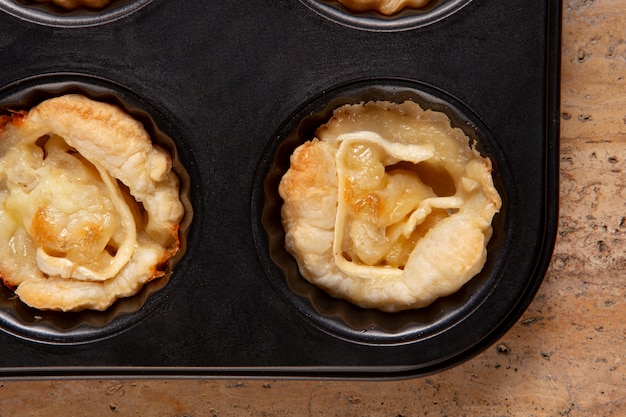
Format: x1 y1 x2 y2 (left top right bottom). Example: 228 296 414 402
0 94 184 312
279 100 501 312
337 0 432 15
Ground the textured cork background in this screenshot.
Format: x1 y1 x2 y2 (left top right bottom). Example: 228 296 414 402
1 0 625 415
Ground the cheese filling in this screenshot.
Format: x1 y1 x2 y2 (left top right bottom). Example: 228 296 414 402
1 134 137 282
333 131 467 280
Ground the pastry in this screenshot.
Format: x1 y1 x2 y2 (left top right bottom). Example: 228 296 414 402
33 0 112 10
337 0 432 15
279 100 501 312
0 94 184 312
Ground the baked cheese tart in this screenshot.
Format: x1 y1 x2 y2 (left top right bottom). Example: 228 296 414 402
279 100 501 312
0 94 184 312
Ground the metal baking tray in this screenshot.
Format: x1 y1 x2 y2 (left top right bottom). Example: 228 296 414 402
0 0 561 379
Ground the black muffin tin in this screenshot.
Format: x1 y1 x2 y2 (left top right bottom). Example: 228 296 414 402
0 0 560 379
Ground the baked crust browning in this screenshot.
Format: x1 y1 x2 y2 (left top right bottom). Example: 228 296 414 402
0 94 184 312
337 0 432 15
279 101 501 312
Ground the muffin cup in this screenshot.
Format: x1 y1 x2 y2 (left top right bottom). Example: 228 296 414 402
0 0 152 27
299 0 472 31
0 73 196 344
253 77 514 345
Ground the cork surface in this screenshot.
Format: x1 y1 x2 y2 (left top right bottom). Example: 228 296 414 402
1 0 625 415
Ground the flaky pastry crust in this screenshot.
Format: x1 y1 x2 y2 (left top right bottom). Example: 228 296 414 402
337 0 432 15
0 94 184 312
279 101 502 312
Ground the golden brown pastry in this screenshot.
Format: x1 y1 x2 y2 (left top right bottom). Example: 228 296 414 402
337 0 432 15
279 101 502 312
0 94 184 312
33 0 112 10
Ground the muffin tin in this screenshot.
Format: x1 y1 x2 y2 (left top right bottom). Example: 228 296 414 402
0 0 561 378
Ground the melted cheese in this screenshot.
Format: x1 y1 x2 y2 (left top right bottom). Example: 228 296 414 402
1 134 137 283
334 131 438 279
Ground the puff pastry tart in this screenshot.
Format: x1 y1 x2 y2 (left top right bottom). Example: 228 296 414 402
0 94 184 312
337 0 432 15
279 101 502 312
33 0 112 10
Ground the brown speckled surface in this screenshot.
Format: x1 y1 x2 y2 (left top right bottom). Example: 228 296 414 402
1 0 625 415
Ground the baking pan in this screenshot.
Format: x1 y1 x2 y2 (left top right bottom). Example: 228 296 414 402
0 0 561 379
